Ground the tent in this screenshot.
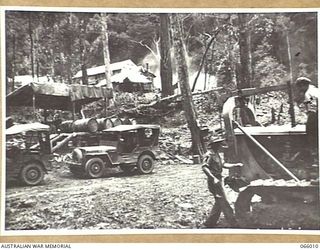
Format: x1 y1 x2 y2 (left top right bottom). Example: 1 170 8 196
6 82 113 112
6 123 50 135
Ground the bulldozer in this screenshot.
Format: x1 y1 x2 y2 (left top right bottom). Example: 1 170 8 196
216 83 319 229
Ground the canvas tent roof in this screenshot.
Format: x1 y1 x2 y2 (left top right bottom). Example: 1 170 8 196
6 82 113 111
6 123 50 135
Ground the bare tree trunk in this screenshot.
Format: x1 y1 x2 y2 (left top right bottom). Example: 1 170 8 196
81 64 88 85
100 13 112 113
160 13 173 97
65 13 73 84
170 14 206 157
248 28 254 85
79 19 88 85
11 34 16 92
49 25 55 80
203 37 207 91
286 29 296 127
237 14 252 89
28 14 35 79
191 28 221 92
100 13 112 89
33 27 39 81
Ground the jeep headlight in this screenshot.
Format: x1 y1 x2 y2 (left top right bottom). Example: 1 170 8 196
72 148 83 163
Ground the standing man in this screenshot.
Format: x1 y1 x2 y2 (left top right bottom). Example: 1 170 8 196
202 138 243 228
294 77 319 168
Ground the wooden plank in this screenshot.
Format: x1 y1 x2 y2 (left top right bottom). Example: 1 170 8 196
175 155 193 164
51 134 74 152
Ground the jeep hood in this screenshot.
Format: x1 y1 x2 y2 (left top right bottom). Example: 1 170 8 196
78 146 117 153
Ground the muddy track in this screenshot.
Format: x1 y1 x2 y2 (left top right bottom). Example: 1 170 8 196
5 162 319 231
5 163 218 230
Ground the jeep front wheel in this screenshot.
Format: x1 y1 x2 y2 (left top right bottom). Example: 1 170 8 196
20 163 45 186
85 158 105 178
137 155 154 174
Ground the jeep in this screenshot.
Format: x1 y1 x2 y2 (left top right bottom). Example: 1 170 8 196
6 123 52 186
66 124 161 178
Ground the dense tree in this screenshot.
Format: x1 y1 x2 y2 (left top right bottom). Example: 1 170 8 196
5 11 317 95
56 12 82 83
6 11 31 77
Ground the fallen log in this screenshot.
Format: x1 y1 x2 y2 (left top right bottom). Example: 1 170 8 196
153 86 223 107
118 87 223 119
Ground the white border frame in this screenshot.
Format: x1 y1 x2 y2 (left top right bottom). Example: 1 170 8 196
1 6 319 237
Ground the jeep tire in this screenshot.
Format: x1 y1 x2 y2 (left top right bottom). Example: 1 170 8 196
85 157 105 178
137 155 154 174
20 162 45 186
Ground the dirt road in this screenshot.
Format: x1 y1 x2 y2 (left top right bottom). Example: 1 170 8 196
5 162 319 231
5 162 223 230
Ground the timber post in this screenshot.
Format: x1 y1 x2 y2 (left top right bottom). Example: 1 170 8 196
32 93 36 120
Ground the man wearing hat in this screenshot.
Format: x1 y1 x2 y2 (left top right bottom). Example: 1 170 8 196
295 77 319 105
202 137 243 227
295 77 319 169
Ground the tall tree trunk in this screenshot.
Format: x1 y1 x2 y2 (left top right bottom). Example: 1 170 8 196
11 34 16 92
237 14 252 89
170 14 206 157
66 13 73 84
33 27 39 81
100 13 112 114
226 16 236 89
81 64 88 85
66 57 73 84
49 28 55 80
79 19 88 85
248 28 254 86
28 14 34 79
203 37 207 91
286 29 296 127
100 13 112 89
191 28 221 92
159 13 173 97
